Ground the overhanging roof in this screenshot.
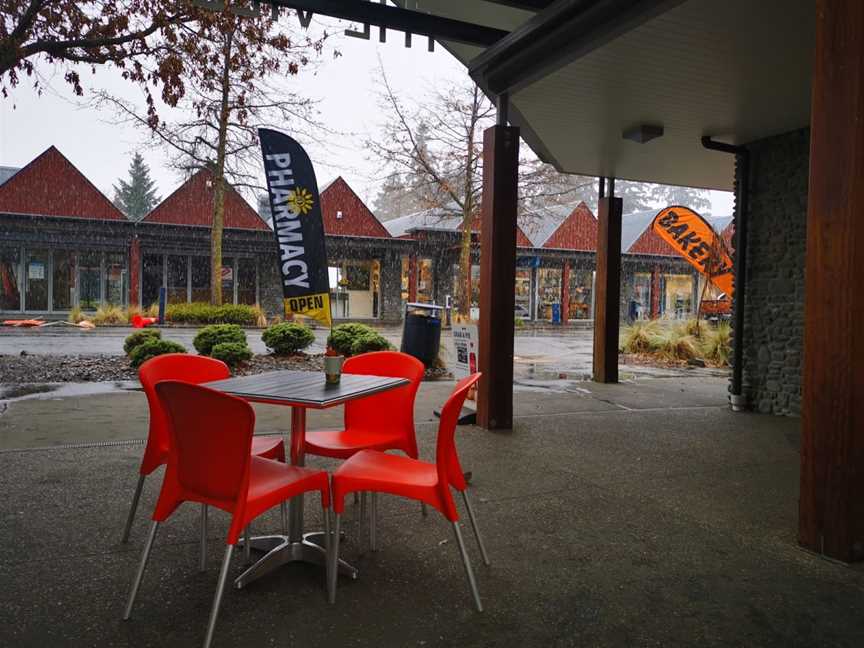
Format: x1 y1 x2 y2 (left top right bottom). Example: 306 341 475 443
408 0 816 191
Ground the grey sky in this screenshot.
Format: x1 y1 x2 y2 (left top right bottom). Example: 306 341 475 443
0 14 733 216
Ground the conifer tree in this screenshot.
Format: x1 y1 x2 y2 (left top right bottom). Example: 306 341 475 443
113 153 159 221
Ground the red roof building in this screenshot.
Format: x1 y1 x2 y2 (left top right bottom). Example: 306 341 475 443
0 146 125 221
142 169 268 230
627 226 678 256
319 177 391 238
542 202 598 250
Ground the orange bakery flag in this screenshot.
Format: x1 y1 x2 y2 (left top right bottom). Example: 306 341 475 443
651 206 734 297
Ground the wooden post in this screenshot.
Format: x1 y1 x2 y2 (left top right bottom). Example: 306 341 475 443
477 124 519 430
593 196 623 383
799 0 864 563
561 261 570 324
651 265 661 319
129 236 141 307
407 254 418 303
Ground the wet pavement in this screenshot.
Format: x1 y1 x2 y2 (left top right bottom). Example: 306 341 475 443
0 325 727 388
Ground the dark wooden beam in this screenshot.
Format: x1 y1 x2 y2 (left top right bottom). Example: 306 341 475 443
262 0 509 47
592 196 622 383
481 0 556 11
470 0 684 95
799 0 864 563
477 125 520 430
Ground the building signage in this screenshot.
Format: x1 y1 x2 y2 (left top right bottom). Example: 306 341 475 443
259 128 332 326
651 206 734 297
452 324 478 411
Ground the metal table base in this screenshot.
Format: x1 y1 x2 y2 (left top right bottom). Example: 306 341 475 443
234 408 357 589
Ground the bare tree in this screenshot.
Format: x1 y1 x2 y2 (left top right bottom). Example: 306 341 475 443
97 7 327 305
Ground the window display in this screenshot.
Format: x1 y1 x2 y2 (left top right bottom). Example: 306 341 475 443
105 253 127 306
568 269 593 320
536 267 562 321
52 250 75 311
661 274 694 319
79 252 101 310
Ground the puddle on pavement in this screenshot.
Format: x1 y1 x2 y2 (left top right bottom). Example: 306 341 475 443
0 381 139 413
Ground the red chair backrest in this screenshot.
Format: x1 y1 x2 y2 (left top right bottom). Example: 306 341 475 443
152 381 254 523
343 351 425 457
435 373 482 518
138 354 230 475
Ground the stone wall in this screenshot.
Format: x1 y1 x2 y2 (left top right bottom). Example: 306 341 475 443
739 129 809 415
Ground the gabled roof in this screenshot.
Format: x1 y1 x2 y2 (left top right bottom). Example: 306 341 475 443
0 166 20 186
319 177 391 238
143 169 268 230
0 147 126 221
384 205 533 247
541 202 597 251
627 210 734 256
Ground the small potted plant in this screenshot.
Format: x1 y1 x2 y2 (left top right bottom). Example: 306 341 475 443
323 346 344 384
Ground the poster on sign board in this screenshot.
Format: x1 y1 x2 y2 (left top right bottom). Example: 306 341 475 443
451 324 478 411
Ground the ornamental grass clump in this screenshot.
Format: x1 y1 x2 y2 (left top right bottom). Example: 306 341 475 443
701 321 732 365
193 324 247 356
92 304 127 326
124 329 162 355
656 328 699 363
620 319 662 354
211 342 253 369
262 322 315 355
129 339 186 368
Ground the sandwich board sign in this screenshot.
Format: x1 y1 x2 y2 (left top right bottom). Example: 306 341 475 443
450 323 478 424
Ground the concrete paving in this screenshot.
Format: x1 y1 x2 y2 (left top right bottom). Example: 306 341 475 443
1 377 862 647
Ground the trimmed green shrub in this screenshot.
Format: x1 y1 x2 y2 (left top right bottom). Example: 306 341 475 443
211 342 253 368
193 324 246 356
350 331 391 356
124 329 162 356
262 322 315 356
166 302 258 325
327 323 379 357
129 339 186 368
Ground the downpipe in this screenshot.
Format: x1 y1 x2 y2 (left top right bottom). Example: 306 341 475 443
701 136 749 412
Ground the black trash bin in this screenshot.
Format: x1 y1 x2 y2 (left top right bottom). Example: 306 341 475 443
400 302 443 366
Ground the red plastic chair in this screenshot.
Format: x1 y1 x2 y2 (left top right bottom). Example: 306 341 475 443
122 354 286 570
304 351 425 460
329 373 488 611
123 381 331 648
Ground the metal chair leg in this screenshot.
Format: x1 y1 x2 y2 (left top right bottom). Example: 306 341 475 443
123 521 159 620
452 521 483 612
370 493 378 551
199 505 208 572
323 503 332 595
461 491 490 566
121 474 146 544
243 526 251 563
420 502 428 518
328 514 341 604
280 502 288 535
203 545 234 648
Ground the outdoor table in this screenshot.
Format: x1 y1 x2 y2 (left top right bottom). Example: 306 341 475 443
203 369 409 589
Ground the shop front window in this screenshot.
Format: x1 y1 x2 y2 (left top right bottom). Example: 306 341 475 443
167 255 188 304
536 267 562 322
329 265 349 318
79 252 101 310
105 253 127 306
24 249 49 311
0 247 21 311
191 256 211 303
661 274 694 319
629 273 651 321
142 254 163 308
417 258 434 303
515 268 532 320
221 257 235 303
237 258 257 305
328 260 378 318
568 269 593 320
400 256 410 302
52 250 75 311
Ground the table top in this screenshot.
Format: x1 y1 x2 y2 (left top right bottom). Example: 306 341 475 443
203 369 409 409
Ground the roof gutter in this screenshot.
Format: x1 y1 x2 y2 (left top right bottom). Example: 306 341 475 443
469 0 684 95
701 136 749 411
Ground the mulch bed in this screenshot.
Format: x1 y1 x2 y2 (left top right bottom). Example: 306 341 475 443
0 353 451 385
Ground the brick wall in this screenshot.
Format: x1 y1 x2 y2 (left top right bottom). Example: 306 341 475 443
739 129 809 415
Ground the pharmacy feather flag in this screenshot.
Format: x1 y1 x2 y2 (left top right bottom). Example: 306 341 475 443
259 128 331 326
